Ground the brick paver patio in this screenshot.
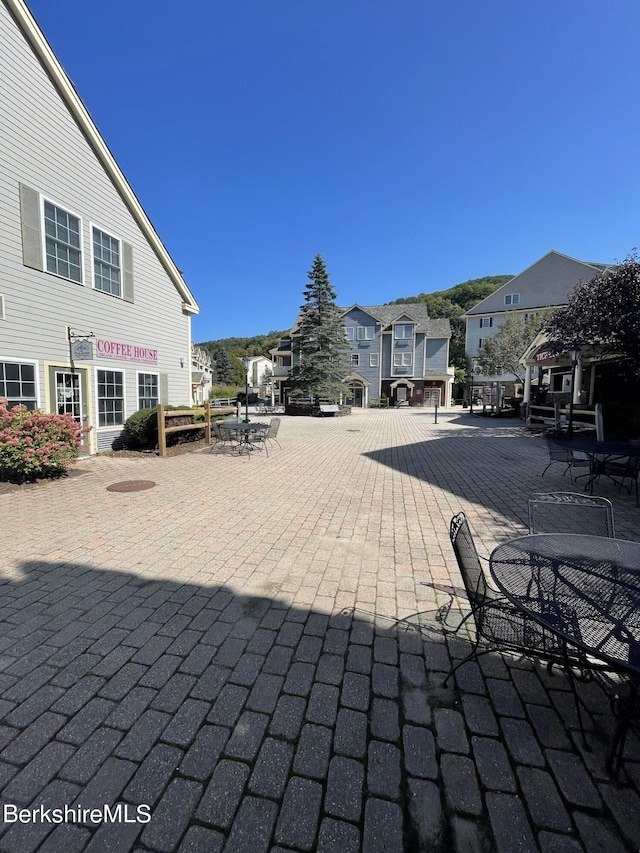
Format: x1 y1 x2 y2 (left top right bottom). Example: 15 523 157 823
1 408 639 852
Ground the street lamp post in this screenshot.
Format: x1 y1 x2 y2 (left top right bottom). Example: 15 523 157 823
242 357 250 423
567 346 580 438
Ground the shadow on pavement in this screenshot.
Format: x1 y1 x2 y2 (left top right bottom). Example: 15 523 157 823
0 559 637 851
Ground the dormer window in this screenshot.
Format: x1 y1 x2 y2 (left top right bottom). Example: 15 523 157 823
504 293 520 306
394 324 414 339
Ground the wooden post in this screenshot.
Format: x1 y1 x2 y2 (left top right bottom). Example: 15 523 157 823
157 404 167 457
204 401 211 445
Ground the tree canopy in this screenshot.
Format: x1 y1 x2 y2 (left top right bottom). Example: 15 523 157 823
545 253 640 368
289 255 349 402
476 313 546 382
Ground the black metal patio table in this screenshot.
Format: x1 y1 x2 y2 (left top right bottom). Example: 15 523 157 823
553 438 640 504
220 421 269 455
490 533 640 774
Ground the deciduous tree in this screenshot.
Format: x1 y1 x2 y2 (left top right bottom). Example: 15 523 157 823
476 313 546 381
545 252 640 368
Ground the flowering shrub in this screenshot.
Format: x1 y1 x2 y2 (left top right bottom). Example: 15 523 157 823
0 399 90 481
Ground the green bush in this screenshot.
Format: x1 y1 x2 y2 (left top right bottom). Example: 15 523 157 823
210 386 241 400
0 399 88 481
122 408 158 448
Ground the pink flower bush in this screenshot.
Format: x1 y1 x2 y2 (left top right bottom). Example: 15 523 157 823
0 399 91 481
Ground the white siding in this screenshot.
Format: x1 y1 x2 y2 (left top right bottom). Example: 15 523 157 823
0 3 193 449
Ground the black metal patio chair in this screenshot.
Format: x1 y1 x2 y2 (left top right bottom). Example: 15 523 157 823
528 492 615 538
445 512 579 685
542 436 591 483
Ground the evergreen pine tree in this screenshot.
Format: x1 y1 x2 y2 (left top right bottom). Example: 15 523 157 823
290 255 349 402
214 347 234 385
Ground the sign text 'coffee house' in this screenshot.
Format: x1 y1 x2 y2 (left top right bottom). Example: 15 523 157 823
96 338 158 365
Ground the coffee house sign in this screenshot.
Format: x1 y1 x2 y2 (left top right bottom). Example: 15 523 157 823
96 338 158 365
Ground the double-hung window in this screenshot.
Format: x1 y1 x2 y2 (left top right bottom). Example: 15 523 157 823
480 317 492 328
138 373 158 410
97 369 124 427
345 327 354 341
44 201 82 282
0 362 37 410
350 354 359 367
394 324 414 339
93 227 122 296
356 326 375 340
370 353 379 367
393 352 412 366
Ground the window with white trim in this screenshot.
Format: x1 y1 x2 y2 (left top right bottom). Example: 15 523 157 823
97 369 124 427
0 362 37 410
138 373 158 410
93 227 121 296
44 201 82 282
350 354 359 367
345 327 354 341
393 352 412 366
505 293 520 305
356 326 375 340
370 353 379 367
480 317 492 328
394 324 414 339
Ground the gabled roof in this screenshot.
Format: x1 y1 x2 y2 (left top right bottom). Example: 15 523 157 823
6 0 199 315
292 302 450 338
464 251 607 317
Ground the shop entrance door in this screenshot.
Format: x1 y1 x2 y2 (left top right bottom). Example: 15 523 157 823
425 389 440 407
49 367 91 456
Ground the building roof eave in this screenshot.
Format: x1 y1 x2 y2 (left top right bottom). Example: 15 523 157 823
7 0 200 315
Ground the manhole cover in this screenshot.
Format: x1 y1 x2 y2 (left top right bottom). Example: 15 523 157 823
346 429 361 432
107 480 156 493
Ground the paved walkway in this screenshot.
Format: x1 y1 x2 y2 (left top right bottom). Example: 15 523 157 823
1 409 639 852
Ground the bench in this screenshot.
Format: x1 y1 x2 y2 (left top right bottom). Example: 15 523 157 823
318 404 340 417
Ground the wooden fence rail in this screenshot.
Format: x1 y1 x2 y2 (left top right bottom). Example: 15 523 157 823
524 402 603 437
156 402 235 457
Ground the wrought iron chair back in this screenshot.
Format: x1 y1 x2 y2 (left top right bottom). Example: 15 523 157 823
542 436 590 483
446 512 580 685
449 513 496 608
528 492 615 538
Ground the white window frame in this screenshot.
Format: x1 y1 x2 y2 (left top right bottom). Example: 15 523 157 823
480 317 492 328
393 352 412 366
0 358 39 410
505 293 520 305
350 354 359 367
356 326 375 340
42 196 84 284
345 327 354 341
95 367 126 428
369 353 379 367
394 324 414 339
136 371 159 410
91 222 122 298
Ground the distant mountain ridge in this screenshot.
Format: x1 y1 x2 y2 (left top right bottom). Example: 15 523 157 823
195 276 513 376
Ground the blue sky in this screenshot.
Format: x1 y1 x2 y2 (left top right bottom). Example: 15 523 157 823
26 0 640 342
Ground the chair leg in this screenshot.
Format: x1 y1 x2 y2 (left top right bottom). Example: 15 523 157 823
443 636 488 686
